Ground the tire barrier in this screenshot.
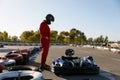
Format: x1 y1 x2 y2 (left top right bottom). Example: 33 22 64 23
0 46 43 79
5 53 23 65
0 57 16 66
8 65 39 71
5 46 41 65
0 71 44 80
0 60 5 73
14 50 29 65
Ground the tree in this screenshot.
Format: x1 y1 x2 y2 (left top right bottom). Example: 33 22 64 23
0 28 111 44
87 37 93 44
0 32 4 41
57 31 67 43
75 30 81 44
50 30 58 42
80 32 87 44
58 31 69 43
94 35 104 43
20 30 34 42
28 30 40 42
99 35 104 43
93 35 110 46
57 35 64 42
104 36 108 43
63 31 69 43
3 31 8 41
117 41 120 44
69 28 77 43
33 31 40 42
11 36 18 42
69 28 87 44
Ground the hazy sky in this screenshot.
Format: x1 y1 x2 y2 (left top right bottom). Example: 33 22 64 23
0 0 120 41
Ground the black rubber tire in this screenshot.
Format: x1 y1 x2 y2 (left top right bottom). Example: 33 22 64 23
21 54 29 65
8 65 39 71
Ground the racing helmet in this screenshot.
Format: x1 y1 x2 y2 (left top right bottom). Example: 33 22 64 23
65 49 75 57
46 14 55 22
86 56 93 61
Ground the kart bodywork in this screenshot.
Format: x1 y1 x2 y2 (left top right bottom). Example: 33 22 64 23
52 49 100 75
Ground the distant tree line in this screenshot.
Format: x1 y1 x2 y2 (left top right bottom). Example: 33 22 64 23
0 28 119 44
0 31 19 42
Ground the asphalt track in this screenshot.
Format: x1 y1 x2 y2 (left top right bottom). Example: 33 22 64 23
0 45 120 80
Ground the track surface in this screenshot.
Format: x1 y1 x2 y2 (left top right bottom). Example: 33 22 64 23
0 45 120 80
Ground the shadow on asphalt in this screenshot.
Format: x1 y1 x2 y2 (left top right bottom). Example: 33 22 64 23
111 73 120 80
53 71 120 80
28 60 40 67
28 60 120 80
55 73 108 80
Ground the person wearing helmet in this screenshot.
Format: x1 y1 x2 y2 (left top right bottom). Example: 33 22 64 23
65 49 75 57
39 14 54 69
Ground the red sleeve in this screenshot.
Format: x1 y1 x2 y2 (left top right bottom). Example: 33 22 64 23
39 22 47 38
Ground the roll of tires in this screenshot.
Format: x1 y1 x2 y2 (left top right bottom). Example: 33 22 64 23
16 52 29 65
0 61 5 73
14 49 29 53
3 59 16 66
19 53 29 65
8 65 39 71
12 49 29 65
5 53 23 65
0 71 44 80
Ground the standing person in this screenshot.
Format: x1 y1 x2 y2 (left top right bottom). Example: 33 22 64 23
39 14 54 69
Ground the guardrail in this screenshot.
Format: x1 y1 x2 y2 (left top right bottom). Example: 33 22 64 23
0 42 68 46
0 42 40 46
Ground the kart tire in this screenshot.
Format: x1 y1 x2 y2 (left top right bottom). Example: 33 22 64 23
8 65 39 71
21 54 29 65
5 53 23 65
0 71 44 80
4 59 16 66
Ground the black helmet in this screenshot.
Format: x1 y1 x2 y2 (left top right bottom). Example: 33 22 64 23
86 56 93 61
46 14 54 22
65 49 75 57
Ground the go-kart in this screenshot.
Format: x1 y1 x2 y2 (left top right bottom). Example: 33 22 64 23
52 49 100 75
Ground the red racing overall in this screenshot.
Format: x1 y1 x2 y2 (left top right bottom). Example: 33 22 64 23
39 20 50 65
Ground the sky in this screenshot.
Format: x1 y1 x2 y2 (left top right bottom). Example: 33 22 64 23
0 0 120 41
